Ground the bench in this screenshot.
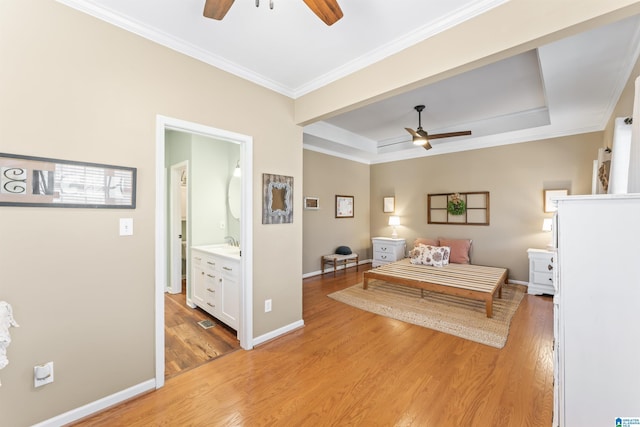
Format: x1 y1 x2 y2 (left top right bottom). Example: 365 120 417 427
321 253 359 276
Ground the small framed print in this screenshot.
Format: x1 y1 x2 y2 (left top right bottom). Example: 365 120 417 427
383 196 395 213
335 195 354 218
304 196 319 210
544 189 568 212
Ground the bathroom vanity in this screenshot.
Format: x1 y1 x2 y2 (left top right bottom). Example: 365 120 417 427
191 245 240 331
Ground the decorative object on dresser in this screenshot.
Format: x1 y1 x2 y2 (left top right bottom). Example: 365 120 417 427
388 215 400 238
526 248 555 295
329 279 523 348
383 196 395 213
371 237 405 267
427 191 489 225
335 195 354 218
262 173 293 224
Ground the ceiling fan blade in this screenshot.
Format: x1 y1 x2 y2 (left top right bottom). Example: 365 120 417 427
405 127 420 138
203 0 235 20
303 0 343 26
427 130 472 140
422 141 433 150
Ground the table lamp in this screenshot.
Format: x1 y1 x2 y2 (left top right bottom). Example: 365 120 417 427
389 215 400 238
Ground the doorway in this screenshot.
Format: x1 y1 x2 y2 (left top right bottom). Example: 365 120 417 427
155 115 254 389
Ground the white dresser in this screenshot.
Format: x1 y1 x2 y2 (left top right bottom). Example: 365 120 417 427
371 237 405 267
553 195 640 426
526 248 555 295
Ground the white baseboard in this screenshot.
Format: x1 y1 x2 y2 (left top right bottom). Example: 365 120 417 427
302 259 372 279
32 379 156 427
253 319 304 346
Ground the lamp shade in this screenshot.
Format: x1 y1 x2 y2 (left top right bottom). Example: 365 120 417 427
388 215 400 226
542 218 553 232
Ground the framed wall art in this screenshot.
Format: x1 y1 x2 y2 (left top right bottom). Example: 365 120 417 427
383 196 395 213
427 191 490 225
0 152 136 208
304 196 319 210
335 195 354 218
262 173 293 224
544 189 568 212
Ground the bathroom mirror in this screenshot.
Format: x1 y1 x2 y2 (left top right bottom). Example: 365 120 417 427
228 175 241 219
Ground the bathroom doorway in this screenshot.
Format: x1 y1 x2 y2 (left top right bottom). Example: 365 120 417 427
155 115 254 389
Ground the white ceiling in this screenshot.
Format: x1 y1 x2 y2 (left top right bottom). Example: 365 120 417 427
58 0 640 163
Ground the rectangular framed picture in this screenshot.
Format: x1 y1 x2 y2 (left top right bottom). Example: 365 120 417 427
0 152 136 208
383 196 395 213
335 195 354 218
544 189 568 212
304 196 319 210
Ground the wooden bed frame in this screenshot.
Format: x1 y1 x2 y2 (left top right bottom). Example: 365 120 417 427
363 259 508 317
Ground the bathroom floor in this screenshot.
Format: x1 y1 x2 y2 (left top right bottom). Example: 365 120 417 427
164 288 241 379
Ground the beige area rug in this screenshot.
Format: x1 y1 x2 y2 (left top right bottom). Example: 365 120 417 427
328 280 525 348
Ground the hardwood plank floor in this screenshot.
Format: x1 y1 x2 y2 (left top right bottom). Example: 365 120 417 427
165 290 240 379
73 264 554 426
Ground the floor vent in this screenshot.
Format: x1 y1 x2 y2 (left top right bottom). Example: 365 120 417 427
197 319 215 329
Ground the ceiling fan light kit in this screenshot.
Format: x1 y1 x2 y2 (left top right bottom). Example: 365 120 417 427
405 105 472 150
203 0 343 26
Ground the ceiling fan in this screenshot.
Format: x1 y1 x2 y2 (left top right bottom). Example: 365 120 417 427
405 105 472 150
203 0 343 26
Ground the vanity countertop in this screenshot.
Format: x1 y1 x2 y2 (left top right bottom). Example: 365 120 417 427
191 244 241 260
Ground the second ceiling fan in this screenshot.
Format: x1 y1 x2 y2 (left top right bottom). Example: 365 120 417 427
203 0 343 26
405 105 472 150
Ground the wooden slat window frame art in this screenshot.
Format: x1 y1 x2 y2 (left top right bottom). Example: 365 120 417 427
427 191 490 225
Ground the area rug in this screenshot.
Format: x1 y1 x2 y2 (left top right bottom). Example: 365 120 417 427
328 280 525 348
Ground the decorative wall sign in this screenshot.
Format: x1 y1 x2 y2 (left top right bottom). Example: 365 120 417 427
428 191 490 225
383 196 395 213
262 173 293 224
544 189 568 212
304 196 319 210
0 153 136 208
335 195 354 218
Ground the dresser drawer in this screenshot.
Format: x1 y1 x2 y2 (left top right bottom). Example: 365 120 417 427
531 257 554 273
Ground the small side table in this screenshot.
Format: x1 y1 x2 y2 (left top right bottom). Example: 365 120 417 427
321 253 359 276
527 248 555 295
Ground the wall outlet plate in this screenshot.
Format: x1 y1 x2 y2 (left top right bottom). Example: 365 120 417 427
34 361 54 387
265 299 272 313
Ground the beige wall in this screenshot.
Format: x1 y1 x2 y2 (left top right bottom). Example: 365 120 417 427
370 134 602 282
2 0 638 425
0 1 301 425
302 151 370 274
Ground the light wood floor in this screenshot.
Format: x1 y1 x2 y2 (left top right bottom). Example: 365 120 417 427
73 264 554 426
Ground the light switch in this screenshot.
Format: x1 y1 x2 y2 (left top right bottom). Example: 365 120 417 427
119 218 133 236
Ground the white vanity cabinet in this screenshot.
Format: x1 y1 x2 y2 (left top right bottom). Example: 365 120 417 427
191 246 240 331
372 237 406 267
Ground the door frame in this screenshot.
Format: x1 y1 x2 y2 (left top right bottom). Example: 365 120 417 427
169 161 188 294
155 115 254 389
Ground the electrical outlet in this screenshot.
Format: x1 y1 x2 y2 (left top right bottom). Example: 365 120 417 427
34 361 54 388
265 299 272 313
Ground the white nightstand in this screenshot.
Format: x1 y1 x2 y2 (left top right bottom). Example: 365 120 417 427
372 237 406 267
527 248 555 295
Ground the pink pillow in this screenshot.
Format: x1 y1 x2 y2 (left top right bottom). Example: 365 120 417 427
439 238 472 264
413 238 439 248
